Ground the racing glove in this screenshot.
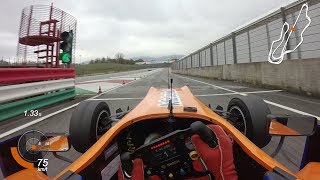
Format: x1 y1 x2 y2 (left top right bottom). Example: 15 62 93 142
191 125 238 180
118 158 161 180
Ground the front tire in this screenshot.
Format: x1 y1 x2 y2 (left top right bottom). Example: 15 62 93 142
69 100 111 153
227 96 271 148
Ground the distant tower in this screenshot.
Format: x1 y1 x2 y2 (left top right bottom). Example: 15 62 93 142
17 4 77 67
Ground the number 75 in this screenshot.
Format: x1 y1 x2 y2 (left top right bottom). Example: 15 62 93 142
38 159 48 167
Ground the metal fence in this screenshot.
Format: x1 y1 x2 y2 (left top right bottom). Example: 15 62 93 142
16 5 77 67
172 0 320 70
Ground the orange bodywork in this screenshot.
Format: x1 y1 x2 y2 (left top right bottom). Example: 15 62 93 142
10 147 34 169
55 86 298 179
5 86 317 179
32 136 69 152
8 148 49 180
5 169 51 180
269 120 301 136
296 162 320 180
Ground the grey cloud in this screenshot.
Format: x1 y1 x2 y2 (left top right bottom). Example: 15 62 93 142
0 0 296 61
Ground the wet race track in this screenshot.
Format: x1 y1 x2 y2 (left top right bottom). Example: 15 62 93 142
0 68 319 178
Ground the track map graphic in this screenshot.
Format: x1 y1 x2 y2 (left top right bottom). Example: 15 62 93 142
268 3 311 64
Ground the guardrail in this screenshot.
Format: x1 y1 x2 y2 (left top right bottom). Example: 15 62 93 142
0 78 75 103
172 0 320 69
0 88 75 121
0 68 75 85
0 68 75 121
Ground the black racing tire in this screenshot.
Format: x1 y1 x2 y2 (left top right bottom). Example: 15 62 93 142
69 100 111 153
227 95 271 148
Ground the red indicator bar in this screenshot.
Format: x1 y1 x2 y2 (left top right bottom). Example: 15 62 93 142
151 140 170 149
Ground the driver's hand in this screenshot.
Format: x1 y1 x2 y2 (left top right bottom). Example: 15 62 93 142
118 158 161 180
191 125 238 180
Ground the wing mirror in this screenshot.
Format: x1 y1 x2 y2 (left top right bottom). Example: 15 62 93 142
268 114 317 136
33 133 70 152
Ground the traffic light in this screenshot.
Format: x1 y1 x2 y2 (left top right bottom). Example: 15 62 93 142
59 30 73 64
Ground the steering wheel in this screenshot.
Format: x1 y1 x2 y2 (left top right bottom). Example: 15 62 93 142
121 121 218 179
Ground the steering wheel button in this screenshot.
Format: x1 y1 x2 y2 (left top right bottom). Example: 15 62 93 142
180 168 187 176
168 173 174 178
147 170 151 175
189 151 199 160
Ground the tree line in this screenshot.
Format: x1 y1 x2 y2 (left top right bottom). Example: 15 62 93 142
0 60 9 65
89 53 144 65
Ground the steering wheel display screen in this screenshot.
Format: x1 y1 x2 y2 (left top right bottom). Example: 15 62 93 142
150 140 177 161
129 129 197 178
122 121 218 178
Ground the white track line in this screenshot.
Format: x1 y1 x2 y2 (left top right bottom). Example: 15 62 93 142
264 100 319 118
182 77 247 96
176 75 320 120
0 70 161 139
0 86 123 139
90 90 282 101
87 90 282 101
195 90 282 97
91 97 143 101
270 93 320 105
0 104 79 139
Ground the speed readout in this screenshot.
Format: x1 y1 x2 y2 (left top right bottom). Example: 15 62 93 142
151 143 177 161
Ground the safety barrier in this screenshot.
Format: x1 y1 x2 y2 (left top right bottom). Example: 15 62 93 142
0 78 75 103
173 58 320 97
0 68 75 85
0 88 75 121
0 68 76 121
172 0 320 69
171 0 320 96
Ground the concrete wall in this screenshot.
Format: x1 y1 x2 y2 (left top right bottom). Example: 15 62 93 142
172 58 320 97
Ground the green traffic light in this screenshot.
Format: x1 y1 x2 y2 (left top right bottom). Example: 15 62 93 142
59 30 73 64
60 52 71 63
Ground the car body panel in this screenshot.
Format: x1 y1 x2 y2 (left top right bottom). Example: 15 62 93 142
296 162 320 180
10 147 34 169
4 86 318 179
269 120 301 136
54 86 295 179
6 168 51 180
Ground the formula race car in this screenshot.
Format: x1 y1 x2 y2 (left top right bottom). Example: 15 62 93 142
0 83 319 180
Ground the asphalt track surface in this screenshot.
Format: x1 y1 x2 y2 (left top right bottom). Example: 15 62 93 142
0 68 319 178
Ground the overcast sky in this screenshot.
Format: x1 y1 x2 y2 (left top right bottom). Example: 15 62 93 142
0 0 296 62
